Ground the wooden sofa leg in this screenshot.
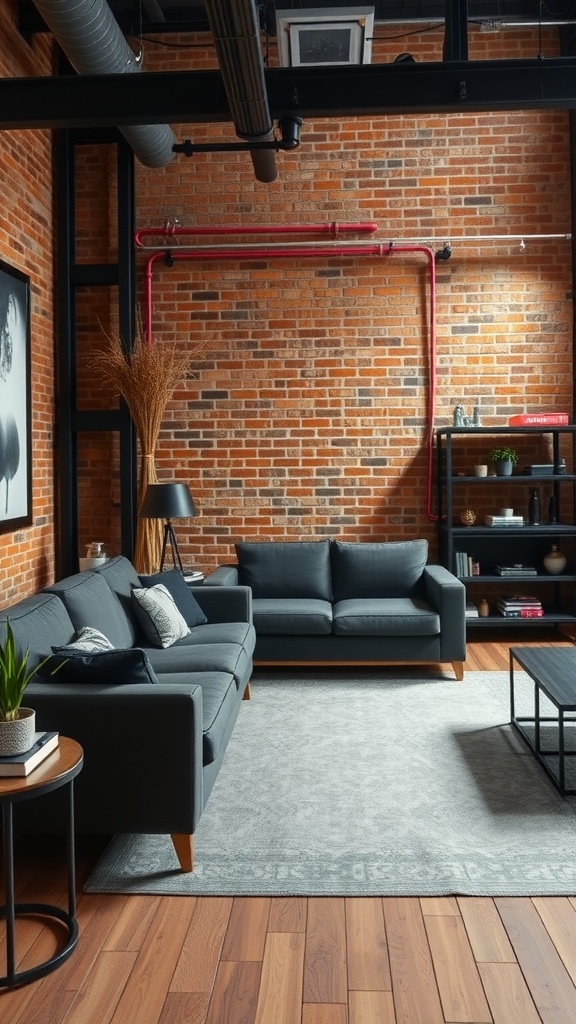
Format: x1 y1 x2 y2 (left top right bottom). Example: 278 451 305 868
171 833 194 872
243 681 251 700
452 660 464 681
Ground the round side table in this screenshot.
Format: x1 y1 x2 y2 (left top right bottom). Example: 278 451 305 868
0 736 84 988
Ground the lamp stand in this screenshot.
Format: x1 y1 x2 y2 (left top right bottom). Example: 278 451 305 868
159 519 184 573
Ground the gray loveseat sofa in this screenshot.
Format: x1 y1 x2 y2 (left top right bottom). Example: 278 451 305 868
0 555 255 871
207 539 466 680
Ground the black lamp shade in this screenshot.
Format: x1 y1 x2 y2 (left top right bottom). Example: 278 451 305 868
139 483 197 519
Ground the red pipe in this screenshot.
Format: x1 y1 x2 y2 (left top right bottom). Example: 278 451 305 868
143 241 438 521
135 221 378 247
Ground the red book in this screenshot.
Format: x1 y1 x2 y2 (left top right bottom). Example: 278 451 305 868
503 608 544 617
508 413 569 426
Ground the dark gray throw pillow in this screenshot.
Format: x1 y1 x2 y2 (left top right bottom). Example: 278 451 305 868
138 570 207 627
42 647 158 685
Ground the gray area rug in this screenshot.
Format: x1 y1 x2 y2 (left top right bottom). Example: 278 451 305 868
85 669 576 897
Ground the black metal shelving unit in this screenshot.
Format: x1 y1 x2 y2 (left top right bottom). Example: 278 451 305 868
436 426 576 631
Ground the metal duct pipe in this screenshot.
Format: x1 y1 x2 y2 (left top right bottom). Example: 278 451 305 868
31 0 175 168
203 0 278 183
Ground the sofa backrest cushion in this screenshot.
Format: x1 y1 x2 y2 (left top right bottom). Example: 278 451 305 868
331 539 428 600
0 593 75 671
235 540 333 600
44 568 138 649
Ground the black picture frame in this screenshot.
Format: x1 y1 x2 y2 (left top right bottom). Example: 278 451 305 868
0 258 32 532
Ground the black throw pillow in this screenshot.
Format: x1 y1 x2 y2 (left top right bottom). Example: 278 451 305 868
41 647 158 685
138 570 207 627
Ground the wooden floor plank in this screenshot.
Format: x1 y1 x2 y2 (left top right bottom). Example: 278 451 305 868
268 896 307 932
383 897 444 1024
159 993 210 1024
221 897 271 962
424 914 492 1023
349 990 396 1024
496 896 576 1024
304 897 347 1004
63 951 138 1024
478 962 542 1024
346 897 391 991
458 897 516 963
302 1004 349 1024
421 897 460 916
204 961 262 1024
532 896 576 988
102 894 161 952
170 897 232 993
254 931 306 1024
109 897 194 1024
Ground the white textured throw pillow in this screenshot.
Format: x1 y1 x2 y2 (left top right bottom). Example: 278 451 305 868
131 584 191 648
57 626 115 653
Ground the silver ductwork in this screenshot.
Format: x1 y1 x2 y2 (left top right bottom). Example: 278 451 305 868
203 0 278 183
32 0 175 168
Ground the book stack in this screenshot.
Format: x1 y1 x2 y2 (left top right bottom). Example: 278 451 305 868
0 731 59 777
465 601 479 618
495 564 538 577
496 595 543 618
484 515 525 527
183 569 205 584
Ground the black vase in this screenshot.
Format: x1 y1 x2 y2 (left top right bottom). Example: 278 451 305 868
528 488 540 525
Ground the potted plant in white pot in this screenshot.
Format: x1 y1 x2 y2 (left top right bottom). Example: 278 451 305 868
489 446 519 477
0 620 52 756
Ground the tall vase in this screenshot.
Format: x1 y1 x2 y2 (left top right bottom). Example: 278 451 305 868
134 452 163 574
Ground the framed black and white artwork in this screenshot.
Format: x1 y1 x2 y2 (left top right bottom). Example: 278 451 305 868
0 258 32 531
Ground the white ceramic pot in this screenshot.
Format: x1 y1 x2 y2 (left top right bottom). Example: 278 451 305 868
0 707 36 756
543 545 567 575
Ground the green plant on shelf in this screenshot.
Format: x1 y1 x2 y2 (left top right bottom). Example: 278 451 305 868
489 446 519 465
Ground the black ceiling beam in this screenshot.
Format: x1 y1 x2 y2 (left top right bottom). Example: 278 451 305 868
3 59 576 131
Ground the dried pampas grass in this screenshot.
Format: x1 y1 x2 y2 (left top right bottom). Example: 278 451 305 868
90 328 197 574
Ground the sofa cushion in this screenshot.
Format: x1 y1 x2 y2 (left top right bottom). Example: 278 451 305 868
0 594 75 672
131 584 191 648
333 598 440 636
252 598 333 635
138 570 207 627
44 571 138 649
143 640 252 691
198 673 238 765
235 540 332 600
331 539 428 600
41 647 159 685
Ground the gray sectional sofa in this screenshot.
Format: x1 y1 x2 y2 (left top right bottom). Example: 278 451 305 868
206 539 466 680
0 556 255 871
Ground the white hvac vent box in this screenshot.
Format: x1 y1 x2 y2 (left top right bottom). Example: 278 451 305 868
275 7 375 67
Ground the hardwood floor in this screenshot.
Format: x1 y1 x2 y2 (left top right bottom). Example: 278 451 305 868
2 630 576 1022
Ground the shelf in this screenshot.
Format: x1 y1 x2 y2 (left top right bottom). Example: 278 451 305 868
436 425 576 633
459 574 576 583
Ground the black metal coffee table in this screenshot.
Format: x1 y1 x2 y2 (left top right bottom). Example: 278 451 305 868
510 647 576 796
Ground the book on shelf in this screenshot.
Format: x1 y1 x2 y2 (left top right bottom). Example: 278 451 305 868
499 608 544 618
497 594 542 606
465 601 479 618
484 515 525 527
508 412 569 426
495 565 537 576
0 731 59 777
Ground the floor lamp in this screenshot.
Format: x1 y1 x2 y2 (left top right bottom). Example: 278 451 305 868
139 482 197 573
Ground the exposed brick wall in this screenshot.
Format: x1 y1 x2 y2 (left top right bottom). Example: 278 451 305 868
0 4 55 605
1 19 573 598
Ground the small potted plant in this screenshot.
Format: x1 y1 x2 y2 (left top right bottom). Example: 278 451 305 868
0 621 52 756
489 446 519 477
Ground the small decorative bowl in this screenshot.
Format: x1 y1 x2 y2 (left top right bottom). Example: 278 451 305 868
460 509 477 526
